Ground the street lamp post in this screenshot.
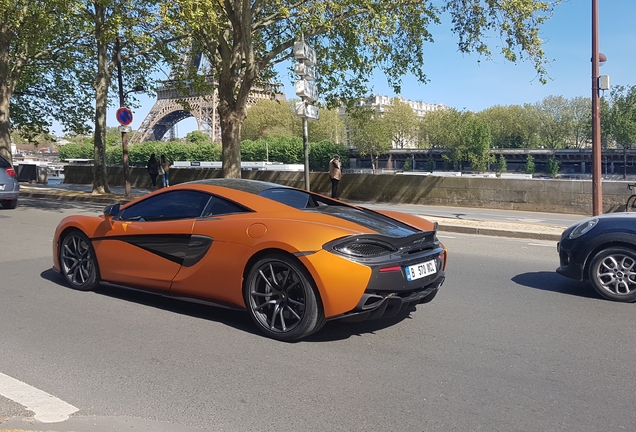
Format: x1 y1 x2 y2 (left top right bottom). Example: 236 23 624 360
115 37 144 198
591 0 603 215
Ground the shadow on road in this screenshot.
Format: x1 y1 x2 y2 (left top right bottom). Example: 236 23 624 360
20 197 108 212
41 268 416 342
512 271 601 300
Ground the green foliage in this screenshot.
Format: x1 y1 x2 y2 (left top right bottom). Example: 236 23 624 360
186 130 213 145
524 154 536 174
603 85 636 149
424 159 435 172
497 155 508 173
309 141 349 172
59 143 94 161
547 156 560 177
402 159 412 171
379 98 419 149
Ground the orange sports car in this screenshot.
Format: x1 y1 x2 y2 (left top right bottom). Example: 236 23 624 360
53 179 447 341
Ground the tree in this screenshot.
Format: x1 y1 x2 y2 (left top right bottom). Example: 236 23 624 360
165 0 559 178
463 117 493 172
569 96 592 148
307 107 346 144
186 130 213 144
80 0 177 194
477 104 539 148
241 99 296 140
0 0 86 164
380 98 419 149
524 154 536 174
604 85 636 149
547 156 560 177
497 154 507 174
346 110 391 171
532 95 573 149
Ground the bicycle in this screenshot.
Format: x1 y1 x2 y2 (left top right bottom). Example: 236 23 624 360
626 184 636 212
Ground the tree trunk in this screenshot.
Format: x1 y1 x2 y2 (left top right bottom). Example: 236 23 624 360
0 45 20 165
217 101 245 179
0 90 12 164
91 4 111 194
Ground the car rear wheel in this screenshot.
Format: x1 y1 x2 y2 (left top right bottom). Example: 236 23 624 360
1 199 17 209
244 254 324 341
59 230 100 291
588 247 636 302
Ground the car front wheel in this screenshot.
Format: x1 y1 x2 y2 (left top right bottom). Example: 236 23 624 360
588 247 636 302
244 254 324 342
59 230 100 291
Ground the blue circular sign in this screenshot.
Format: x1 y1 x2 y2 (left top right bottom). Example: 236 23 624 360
116 107 133 126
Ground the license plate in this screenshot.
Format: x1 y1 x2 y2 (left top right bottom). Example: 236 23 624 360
405 259 437 282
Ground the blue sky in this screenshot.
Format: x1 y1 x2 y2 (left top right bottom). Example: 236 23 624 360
108 0 636 137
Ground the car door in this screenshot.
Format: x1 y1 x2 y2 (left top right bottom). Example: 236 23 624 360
93 190 213 291
169 195 253 306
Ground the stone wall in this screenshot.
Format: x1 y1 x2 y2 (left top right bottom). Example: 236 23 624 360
64 165 632 215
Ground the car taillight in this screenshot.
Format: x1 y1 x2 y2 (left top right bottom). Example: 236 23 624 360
5 167 16 177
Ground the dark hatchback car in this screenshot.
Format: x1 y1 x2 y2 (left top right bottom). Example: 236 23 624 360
0 155 19 209
557 213 636 302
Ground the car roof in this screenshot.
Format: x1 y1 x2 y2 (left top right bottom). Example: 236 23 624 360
186 178 291 195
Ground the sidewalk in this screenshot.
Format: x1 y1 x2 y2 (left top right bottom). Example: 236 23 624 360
19 183 573 241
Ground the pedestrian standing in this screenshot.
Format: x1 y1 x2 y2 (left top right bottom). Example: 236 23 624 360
147 153 159 188
329 154 342 199
160 154 170 187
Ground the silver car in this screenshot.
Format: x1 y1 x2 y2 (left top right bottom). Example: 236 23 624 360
0 155 19 209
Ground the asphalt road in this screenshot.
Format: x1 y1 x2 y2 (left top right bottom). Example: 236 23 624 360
1 198 635 431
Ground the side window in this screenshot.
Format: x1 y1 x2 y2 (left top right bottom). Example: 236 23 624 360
201 196 246 217
258 188 315 209
119 190 212 221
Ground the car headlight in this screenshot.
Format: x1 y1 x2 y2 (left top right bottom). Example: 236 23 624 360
568 218 599 239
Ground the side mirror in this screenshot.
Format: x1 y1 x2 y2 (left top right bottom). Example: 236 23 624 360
104 203 121 218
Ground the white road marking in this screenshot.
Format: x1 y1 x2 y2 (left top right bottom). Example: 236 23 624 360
437 235 456 239
0 372 78 423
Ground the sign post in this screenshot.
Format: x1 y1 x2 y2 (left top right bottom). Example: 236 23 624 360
116 107 133 197
294 39 319 191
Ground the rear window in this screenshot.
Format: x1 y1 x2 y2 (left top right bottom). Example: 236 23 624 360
0 156 10 168
258 188 319 209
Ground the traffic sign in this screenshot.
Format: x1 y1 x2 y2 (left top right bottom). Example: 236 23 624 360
116 107 133 126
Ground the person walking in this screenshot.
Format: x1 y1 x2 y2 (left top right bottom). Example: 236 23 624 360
329 154 342 199
147 153 159 188
160 154 170 187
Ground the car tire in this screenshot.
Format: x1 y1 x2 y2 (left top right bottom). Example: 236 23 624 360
59 230 100 291
588 247 636 302
244 254 324 342
1 199 17 209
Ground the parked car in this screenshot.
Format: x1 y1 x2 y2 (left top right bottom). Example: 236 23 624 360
52 178 447 341
0 155 19 209
557 213 636 302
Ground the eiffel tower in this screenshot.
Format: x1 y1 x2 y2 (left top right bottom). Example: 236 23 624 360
131 53 285 144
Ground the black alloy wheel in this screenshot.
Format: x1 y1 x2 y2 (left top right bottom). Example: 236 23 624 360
244 254 324 341
59 230 100 291
588 247 636 302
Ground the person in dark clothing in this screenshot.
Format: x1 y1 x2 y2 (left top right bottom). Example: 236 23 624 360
147 153 159 188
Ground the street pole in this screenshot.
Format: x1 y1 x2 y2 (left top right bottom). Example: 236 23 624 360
116 37 131 198
303 117 310 190
591 0 602 215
